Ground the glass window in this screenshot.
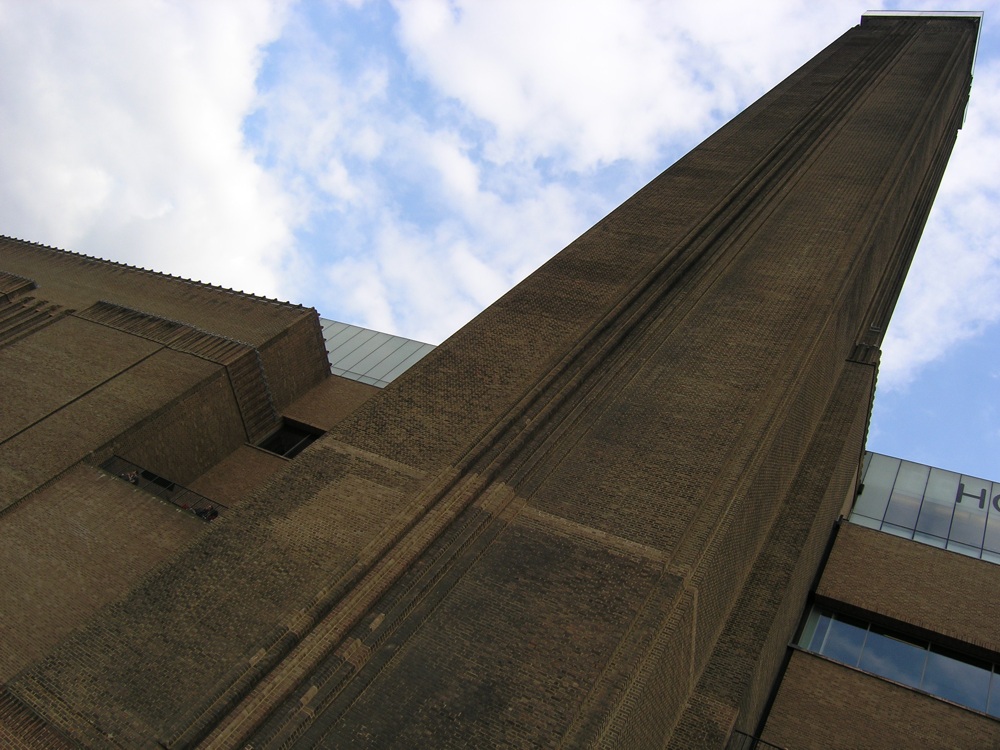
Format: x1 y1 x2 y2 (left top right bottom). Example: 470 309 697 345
914 467 958 539
856 455 1000 561
850 514 882 531
985 485 1000 555
951 477 990 548
800 609 832 651
881 523 915 540
800 607 1000 717
987 670 1000 718
924 467 962 508
854 454 899 522
950 507 987 549
914 499 954 539
819 614 868 667
884 461 928 530
945 540 982 559
922 646 991 713
858 626 927 688
912 531 947 548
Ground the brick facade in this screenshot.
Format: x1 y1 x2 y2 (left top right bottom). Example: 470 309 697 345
765 653 1000 749
818 522 1000 655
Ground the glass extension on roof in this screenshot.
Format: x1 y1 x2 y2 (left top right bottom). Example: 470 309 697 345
852 452 1000 564
320 318 435 388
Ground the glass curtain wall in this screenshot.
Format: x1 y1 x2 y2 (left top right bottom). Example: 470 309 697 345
851 453 1000 563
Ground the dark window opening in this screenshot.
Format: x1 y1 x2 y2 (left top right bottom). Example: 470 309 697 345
258 418 323 459
100 456 225 522
141 470 175 491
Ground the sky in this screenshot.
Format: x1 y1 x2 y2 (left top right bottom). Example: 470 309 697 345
1 1 999 479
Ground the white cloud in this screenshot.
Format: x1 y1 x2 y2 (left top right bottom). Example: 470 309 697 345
391 0 870 170
0 0 295 298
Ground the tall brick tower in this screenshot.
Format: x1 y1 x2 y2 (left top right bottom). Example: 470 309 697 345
0 12 981 750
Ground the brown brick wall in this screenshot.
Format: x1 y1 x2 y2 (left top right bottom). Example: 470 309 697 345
7 439 431 747
764 651 1000 749
247 309 329 414
0 236 308 346
199 18 976 749
666 361 874 748
187 445 289 507
281 374 378 432
185 377 380 507
0 316 160 444
107 368 247 486
818 522 1000 654
0 334 219 508
0 463 202 684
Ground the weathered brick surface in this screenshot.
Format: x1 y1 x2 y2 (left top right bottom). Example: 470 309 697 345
291 513 664 748
110 368 247 485
818 522 1000 654
0 235 308 346
187 445 289 507
0 689 74 750
764 651 1000 749
0 342 219 507
666 361 874 749
186 377 379 506
0 316 159 443
0 463 202 683
7 440 430 747
256 313 331 413
281 375 379 432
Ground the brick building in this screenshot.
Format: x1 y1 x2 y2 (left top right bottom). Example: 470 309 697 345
0 12 987 749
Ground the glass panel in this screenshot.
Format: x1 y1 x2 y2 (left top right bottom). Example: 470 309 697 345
799 609 831 650
915 467 959 539
913 531 947 549
819 614 868 667
351 338 408 376
984 486 1000 553
335 332 393 371
914 500 954 539
849 514 882 530
981 550 1000 566
951 476 990 549
950 507 987 549
988 671 1000 717
924 467 962 507
381 344 435 383
881 523 915 539
363 339 422 380
922 647 991 712
854 454 900 521
884 461 928 530
320 319 348 335
858 626 926 688
325 326 370 353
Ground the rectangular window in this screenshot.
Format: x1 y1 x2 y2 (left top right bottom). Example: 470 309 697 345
798 606 1000 715
258 418 323 459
